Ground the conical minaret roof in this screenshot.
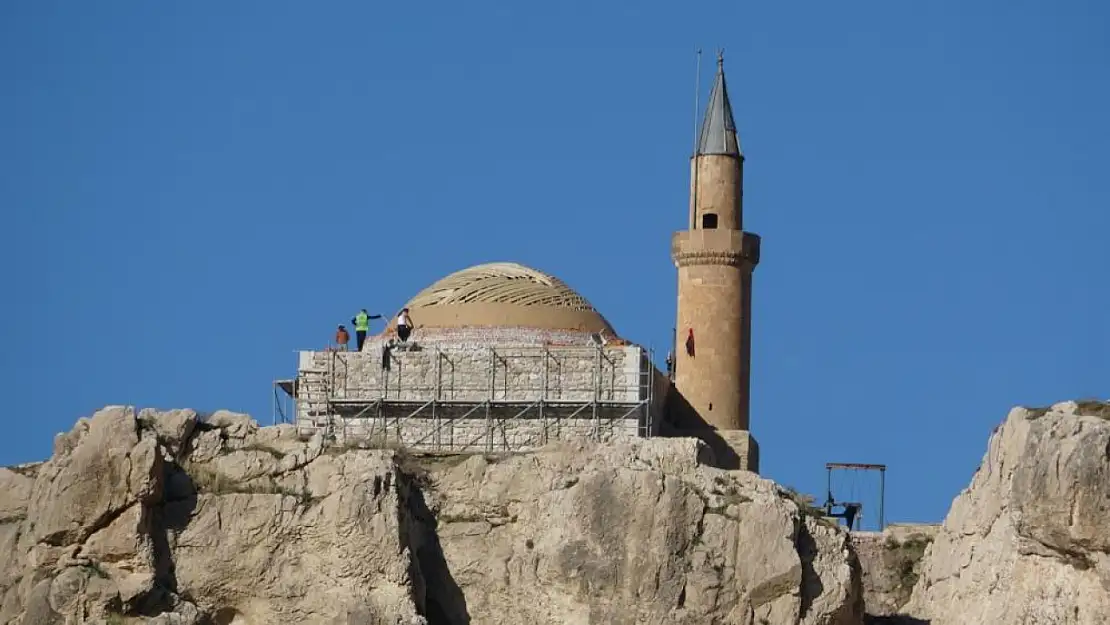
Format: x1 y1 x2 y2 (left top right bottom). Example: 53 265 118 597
696 52 742 157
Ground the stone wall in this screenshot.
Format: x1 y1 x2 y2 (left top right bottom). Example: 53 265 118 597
313 344 643 403
333 406 644 452
295 342 663 452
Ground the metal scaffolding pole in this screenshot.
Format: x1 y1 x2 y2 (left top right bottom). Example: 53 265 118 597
434 347 442 450
487 347 495 452
879 466 886 530
326 351 335 443
645 348 654 437
541 346 549 445
592 345 601 440
409 402 487 449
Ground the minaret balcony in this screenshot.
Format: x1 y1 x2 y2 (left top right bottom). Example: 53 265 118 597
671 229 760 268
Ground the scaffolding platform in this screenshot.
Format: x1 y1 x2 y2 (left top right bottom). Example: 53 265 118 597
274 342 667 453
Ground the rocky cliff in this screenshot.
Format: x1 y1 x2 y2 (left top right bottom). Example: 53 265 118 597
0 406 863 625
901 400 1110 625
5 399 1107 625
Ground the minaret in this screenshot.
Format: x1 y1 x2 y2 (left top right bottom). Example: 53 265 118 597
671 52 761 471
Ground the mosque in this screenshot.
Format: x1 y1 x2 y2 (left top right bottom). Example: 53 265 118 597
277 54 762 472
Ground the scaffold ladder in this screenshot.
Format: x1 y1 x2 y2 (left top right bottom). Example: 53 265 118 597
299 366 331 429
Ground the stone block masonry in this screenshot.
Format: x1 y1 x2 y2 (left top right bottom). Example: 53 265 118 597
326 346 637 403
295 336 665 452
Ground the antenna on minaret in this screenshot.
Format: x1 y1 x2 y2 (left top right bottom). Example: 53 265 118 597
692 48 702 157
690 47 702 230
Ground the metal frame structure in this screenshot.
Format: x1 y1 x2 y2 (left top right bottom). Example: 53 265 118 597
823 462 887 531
275 343 659 453
271 378 295 426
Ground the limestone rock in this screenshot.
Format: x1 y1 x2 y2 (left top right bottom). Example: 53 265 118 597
42 395 1110 625
137 408 198 458
203 410 258 439
0 466 35 524
850 524 936 618
0 406 866 625
903 400 1110 624
0 465 36 596
25 406 162 547
417 440 863 625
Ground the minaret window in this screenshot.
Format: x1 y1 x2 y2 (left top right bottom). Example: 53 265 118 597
702 213 718 229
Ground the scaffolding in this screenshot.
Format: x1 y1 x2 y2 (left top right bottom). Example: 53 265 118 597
822 462 887 531
271 378 295 426
274 343 661 453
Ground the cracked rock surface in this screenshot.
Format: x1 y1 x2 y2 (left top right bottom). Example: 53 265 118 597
416 442 862 625
850 524 936 619
903 400 1110 625
0 406 864 625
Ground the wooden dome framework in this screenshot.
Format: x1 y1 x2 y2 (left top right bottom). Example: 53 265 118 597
406 262 598 311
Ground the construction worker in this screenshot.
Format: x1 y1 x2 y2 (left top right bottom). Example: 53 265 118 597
395 308 413 343
844 503 861 531
335 325 350 351
351 309 382 351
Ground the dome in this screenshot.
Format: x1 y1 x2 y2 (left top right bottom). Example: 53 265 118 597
383 262 616 337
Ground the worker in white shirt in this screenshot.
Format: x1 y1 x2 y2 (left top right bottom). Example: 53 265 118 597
396 308 414 343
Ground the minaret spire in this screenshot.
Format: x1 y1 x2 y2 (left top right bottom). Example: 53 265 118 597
696 50 741 157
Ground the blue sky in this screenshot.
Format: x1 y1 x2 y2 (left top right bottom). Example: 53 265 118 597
2 1 1107 526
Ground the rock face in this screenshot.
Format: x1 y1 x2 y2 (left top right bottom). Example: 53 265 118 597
903 400 1110 625
420 443 862 625
0 406 864 625
850 525 936 620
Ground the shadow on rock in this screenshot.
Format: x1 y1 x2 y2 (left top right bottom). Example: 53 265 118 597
797 522 824 619
135 460 198 617
660 391 742 468
398 466 470 625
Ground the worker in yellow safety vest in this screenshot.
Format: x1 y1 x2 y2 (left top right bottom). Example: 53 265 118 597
350 309 382 351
